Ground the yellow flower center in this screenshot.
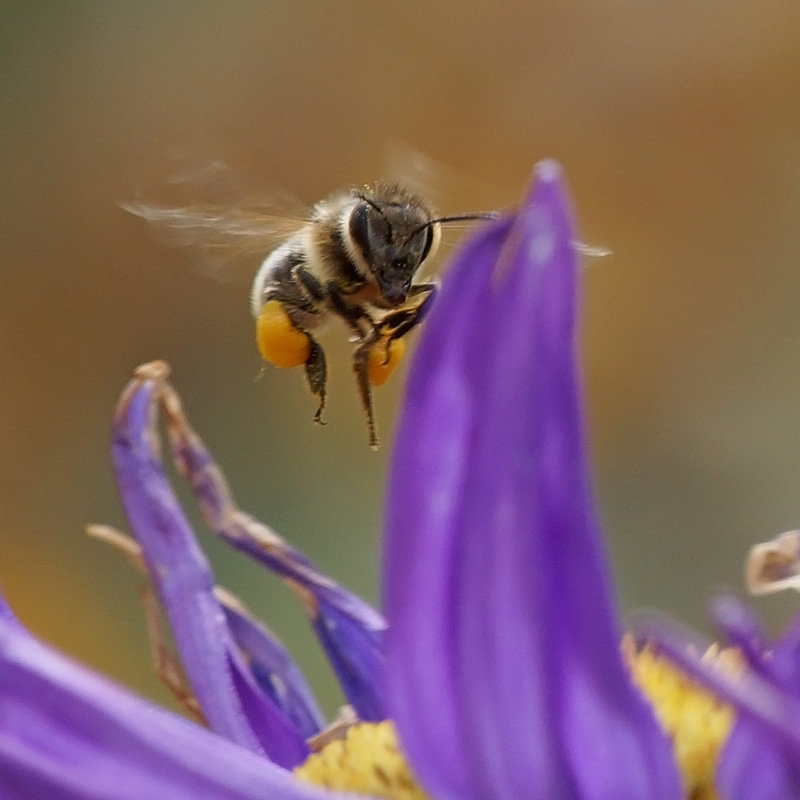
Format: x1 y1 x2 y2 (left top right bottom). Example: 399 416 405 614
626 639 741 800
295 643 740 800
294 720 427 800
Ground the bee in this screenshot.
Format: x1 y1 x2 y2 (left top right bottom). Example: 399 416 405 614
125 179 496 448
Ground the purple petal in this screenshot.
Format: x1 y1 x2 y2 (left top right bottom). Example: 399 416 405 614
112 364 308 767
711 596 800 797
709 595 768 672
637 612 800 800
717 721 800 800
220 594 324 739
160 381 387 721
86 524 324 740
0 594 16 624
385 162 680 800
309 599 385 722
0 615 334 800
767 612 800 695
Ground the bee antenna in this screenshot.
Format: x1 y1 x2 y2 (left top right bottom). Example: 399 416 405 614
410 211 500 239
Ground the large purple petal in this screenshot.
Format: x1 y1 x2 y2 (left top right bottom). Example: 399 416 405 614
160 379 387 721
385 162 680 800
112 364 308 767
0 615 338 800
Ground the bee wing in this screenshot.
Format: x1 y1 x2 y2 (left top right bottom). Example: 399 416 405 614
572 240 612 258
383 140 447 211
122 158 312 281
122 199 311 282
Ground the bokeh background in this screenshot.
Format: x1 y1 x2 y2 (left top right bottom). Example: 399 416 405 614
4 2 800 718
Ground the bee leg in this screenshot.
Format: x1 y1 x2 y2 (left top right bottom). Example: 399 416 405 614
304 335 328 425
259 284 327 426
294 266 326 305
326 283 375 341
352 331 381 450
376 283 438 364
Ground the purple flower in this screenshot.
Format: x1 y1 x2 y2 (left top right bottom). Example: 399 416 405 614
645 532 800 800
712 597 800 799
0 162 683 798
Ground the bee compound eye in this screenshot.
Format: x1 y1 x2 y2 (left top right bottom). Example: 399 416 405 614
348 202 373 261
419 225 434 263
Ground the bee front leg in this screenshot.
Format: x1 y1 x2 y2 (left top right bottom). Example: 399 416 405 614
349 285 438 449
326 282 374 341
352 331 381 450
380 283 438 352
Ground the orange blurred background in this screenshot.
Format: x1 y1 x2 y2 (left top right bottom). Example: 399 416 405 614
3 2 800 716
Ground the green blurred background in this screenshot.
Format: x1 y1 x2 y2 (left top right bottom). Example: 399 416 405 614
3 2 800 718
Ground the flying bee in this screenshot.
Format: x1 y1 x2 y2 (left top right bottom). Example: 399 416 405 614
249 183 498 448
125 179 497 448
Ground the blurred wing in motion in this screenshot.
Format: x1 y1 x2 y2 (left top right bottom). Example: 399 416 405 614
573 240 612 258
122 161 310 281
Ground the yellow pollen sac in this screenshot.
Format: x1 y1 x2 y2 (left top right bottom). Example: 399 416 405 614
625 639 742 800
294 721 428 800
255 300 310 368
367 337 405 387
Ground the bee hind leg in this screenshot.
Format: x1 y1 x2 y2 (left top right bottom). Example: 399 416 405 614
255 296 327 427
304 336 328 425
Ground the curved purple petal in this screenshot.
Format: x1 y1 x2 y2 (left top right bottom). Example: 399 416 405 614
112 364 308 767
309 598 385 722
717 721 800 800
0 594 16 623
0 615 337 800
160 381 387 721
221 594 324 739
86 524 324 741
709 595 769 675
712 596 800 798
766 612 800 695
385 161 680 800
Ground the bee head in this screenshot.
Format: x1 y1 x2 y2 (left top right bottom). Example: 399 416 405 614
345 185 499 306
348 189 439 306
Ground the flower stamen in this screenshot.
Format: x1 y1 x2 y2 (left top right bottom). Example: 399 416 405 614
295 721 428 800
626 638 741 800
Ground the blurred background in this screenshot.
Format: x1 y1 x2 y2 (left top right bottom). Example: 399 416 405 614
3 2 800 718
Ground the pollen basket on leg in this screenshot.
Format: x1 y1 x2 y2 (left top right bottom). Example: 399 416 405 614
256 300 311 368
367 338 405 387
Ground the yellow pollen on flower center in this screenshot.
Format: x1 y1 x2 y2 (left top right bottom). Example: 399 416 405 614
294 721 429 799
296 645 740 800
625 639 742 800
